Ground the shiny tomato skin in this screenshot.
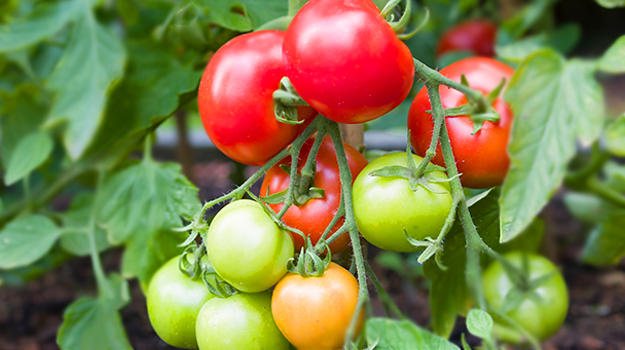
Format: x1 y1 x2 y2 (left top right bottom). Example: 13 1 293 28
436 19 497 58
195 291 290 350
283 0 414 124
260 135 368 254
408 57 514 189
271 262 363 350
482 252 569 342
146 255 213 349
206 199 294 293
198 30 316 166
352 152 453 252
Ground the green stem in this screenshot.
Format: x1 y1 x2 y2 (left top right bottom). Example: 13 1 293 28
414 58 483 103
487 303 541 349
588 177 625 208
316 199 345 249
297 126 325 196
90 169 111 298
412 103 444 179
326 119 368 349
365 261 405 320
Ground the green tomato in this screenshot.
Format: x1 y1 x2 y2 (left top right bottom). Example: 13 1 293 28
206 199 294 293
482 252 569 342
195 291 290 350
146 255 213 349
352 152 453 252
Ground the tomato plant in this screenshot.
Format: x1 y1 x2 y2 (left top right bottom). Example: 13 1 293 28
205 199 294 293
271 262 363 350
283 0 414 124
195 291 290 350
408 57 514 189
198 30 316 166
260 135 368 254
482 252 569 342
436 20 497 58
352 152 453 252
146 255 213 349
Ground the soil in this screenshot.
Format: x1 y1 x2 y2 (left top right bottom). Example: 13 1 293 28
1 160 624 350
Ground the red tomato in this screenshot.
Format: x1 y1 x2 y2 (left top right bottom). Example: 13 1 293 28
283 0 414 124
198 30 317 166
436 20 497 58
260 135 368 254
408 57 514 189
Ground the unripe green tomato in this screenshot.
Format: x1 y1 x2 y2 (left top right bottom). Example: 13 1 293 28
352 152 453 252
482 252 569 342
206 199 294 293
195 291 290 350
146 255 213 349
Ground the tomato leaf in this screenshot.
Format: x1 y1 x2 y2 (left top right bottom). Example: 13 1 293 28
563 192 614 223
59 194 110 256
98 160 199 283
195 0 287 31
500 49 604 242
365 318 460 350
57 273 132 350
598 35 625 74
606 114 625 156
45 2 126 160
4 130 53 185
0 1 74 52
595 0 625 9
581 211 625 266
0 215 60 269
466 309 494 340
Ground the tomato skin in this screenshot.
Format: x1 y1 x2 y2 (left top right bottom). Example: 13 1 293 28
146 255 213 349
195 291 290 350
198 30 316 166
482 252 569 342
283 0 414 124
260 136 367 254
436 20 497 58
206 199 294 293
271 262 363 350
352 152 453 252
408 57 514 189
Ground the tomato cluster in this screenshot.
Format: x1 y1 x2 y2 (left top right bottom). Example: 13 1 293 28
147 0 569 348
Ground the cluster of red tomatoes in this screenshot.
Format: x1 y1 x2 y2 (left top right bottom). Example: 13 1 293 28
146 0 567 348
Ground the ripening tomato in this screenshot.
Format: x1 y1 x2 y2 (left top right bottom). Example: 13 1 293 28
352 152 453 252
260 135 368 254
408 57 514 189
283 0 414 124
196 291 290 350
146 255 213 349
205 199 294 293
198 30 316 166
272 262 363 350
436 19 497 58
483 252 569 342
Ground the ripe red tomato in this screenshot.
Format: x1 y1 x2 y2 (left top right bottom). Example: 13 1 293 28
283 0 414 124
408 57 514 189
271 262 363 350
198 30 317 166
260 135 368 254
436 20 497 58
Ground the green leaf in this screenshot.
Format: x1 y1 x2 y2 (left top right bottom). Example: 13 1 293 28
84 42 200 159
98 160 199 283
466 309 494 340
0 245 72 286
606 115 625 156
46 4 126 160
57 274 132 350
582 212 625 266
365 318 460 350
59 194 110 256
0 215 59 269
196 0 288 31
500 49 604 242
0 84 47 165
596 0 625 8
0 1 74 52
563 192 614 223
496 34 546 63
598 35 625 74
4 130 53 185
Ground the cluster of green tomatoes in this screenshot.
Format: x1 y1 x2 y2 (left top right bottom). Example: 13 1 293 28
145 0 570 348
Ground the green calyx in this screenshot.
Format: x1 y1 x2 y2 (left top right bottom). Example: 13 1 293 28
286 237 331 278
179 245 239 299
381 0 430 40
273 77 309 125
